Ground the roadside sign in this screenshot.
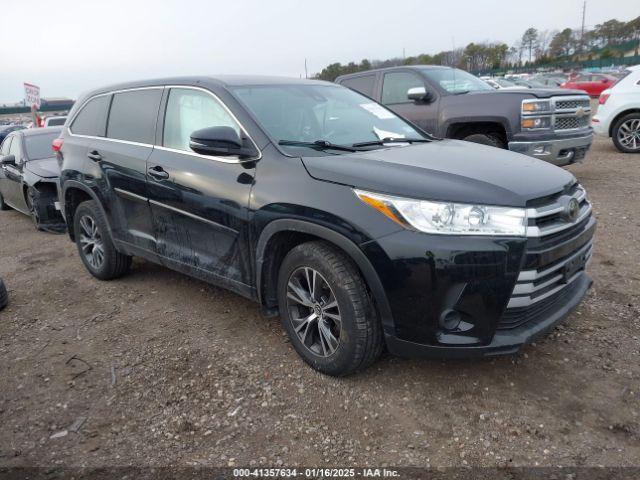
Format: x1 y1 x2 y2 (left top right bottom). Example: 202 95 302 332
24 82 41 109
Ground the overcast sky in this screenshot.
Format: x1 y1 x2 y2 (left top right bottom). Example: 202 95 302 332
0 0 638 103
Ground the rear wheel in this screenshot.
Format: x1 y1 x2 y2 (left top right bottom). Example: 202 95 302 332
73 200 132 280
462 133 505 149
277 241 383 376
612 113 640 153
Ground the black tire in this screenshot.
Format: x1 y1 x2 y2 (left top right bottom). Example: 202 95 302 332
611 113 640 154
0 278 7 311
277 240 383 376
462 133 505 149
0 192 11 211
73 200 131 280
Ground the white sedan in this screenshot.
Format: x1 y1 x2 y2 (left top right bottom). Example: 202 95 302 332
592 65 640 153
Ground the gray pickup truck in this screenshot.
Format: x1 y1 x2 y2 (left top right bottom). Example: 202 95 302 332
336 66 593 166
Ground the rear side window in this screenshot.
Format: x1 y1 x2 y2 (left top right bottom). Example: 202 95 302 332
381 72 424 105
107 89 162 144
46 117 66 126
70 95 110 136
340 75 376 97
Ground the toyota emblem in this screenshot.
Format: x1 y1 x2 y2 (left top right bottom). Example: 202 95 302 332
566 198 580 222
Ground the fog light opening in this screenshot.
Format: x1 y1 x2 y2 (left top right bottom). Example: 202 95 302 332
533 144 550 155
440 309 462 331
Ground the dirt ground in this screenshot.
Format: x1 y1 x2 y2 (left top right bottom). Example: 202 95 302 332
0 136 639 469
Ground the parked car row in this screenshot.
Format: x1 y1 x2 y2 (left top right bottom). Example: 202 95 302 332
1 68 602 375
337 65 594 166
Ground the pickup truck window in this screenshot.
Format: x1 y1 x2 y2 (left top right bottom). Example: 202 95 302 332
421 68 492 94
233 84 423 151
381 72 424 105
340 74 376 97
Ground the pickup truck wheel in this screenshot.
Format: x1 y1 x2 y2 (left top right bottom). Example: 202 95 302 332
277 240 383 376
462 133 505 149
0 278 7 311
612 114 640 153
0 192 11 211
73 200 132 280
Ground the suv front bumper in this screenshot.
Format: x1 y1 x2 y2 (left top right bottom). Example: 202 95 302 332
508 133 593 166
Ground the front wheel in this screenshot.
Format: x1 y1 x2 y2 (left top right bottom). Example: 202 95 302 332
73 200 132 280
277 241 383 376
612 114 640 153
0 192 11 211
462 133 506 149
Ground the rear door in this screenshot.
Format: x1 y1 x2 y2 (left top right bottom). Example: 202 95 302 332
145 86 256 287
380 70 439 134
2 134 29 213
98 88 163 254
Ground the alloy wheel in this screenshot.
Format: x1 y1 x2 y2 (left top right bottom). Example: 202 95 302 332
617 118 640 151
79 215 105 269
286 267 342 357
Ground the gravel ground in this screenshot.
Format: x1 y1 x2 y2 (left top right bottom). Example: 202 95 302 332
0 135 638 469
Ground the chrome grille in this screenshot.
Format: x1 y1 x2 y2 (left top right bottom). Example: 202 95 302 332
555 116 590 131
526 184 591 237
507 240 593 309
503 183 595 314
555 98 591 110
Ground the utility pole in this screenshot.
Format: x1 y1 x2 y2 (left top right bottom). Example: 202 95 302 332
580 1 587 54
304 58 308 79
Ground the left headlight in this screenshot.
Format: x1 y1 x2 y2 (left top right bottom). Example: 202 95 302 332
355 190 527 236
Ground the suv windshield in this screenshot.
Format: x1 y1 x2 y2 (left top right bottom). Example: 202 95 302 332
25 132 59 160
232 84 425 154
422 68 493 94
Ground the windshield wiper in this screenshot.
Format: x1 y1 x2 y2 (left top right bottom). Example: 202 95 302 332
278 140 358 152
453 90 470 95
351 137 431 148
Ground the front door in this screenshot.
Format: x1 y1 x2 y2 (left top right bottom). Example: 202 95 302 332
380 70 439 135
1 135 28 213
145 86 255 289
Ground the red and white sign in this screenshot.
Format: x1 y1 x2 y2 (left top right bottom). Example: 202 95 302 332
24 82 41 109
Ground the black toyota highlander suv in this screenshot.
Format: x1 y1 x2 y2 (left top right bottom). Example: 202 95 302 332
56 76 595 376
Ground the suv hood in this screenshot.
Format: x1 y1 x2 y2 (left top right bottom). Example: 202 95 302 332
25 157 60 178
301 140 575 207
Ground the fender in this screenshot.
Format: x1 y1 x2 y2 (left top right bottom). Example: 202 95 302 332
255 218 395 333
61 180 113 240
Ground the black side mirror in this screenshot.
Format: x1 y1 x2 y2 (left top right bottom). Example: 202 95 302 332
407 87 433 103
189 126 258 159
0 155 16 166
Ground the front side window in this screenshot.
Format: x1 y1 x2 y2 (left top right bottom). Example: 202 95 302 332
25 132 60 160
381 72 425 105
163 88 241 152
70 95 110 136
233 84 423 152
8 135 22 163
421 68 493 94
107 89 163 144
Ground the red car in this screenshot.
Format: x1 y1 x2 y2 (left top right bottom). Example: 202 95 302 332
561 73 617 97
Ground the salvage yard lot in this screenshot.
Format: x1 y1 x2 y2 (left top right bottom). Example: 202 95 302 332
0 136 639 468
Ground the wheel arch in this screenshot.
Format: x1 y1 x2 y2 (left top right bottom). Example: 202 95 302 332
62 181 111 241
445 119 510 144
609 109 640 137
255 219 394 331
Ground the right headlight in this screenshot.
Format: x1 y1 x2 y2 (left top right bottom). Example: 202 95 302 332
521 116 552 130
355 190 527 236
